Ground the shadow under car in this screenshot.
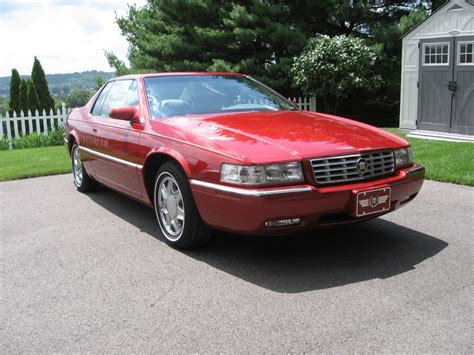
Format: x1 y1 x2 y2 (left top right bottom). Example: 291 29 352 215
86 186 448 293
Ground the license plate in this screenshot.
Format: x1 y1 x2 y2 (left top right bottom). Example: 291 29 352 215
355 187 391 217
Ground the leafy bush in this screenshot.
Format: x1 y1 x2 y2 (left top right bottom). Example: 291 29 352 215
0 137 10 150
44 125 66 146
11 133 46 149
292 35 378 114
0 125 65 151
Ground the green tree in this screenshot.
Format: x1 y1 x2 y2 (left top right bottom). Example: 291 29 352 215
93 75 106 90
292 35 377 113
19 79 28 114
8 69 21 115
64 88 93 108
26 80 40 115
31 56 54 113
105 51 130 76
110 1 426 92
398 8 429 35
109 0 316 92
0 96 10 116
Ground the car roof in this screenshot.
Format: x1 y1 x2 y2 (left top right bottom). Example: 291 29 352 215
109 72 246 81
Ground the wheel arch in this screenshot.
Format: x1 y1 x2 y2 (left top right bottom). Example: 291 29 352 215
67 130 80 155
142 149 192 206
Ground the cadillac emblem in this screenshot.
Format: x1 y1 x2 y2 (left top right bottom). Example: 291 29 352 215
369 196 379 207
356 158 368 175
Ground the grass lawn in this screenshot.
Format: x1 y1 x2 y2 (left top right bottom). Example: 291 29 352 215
0 132 473 186
0 146 71 182
384 128 474 186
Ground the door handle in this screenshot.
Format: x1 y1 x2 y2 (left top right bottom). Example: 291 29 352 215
446 80 457 94
92 128 97 133
451 80 457 92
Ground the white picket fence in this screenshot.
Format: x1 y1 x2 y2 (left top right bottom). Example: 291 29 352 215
290 96 317 111
0 108 71 149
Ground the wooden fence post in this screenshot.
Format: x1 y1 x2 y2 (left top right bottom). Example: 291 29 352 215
5 112 12 150
27 110 33 135
309 96 317 111
0 112 4 140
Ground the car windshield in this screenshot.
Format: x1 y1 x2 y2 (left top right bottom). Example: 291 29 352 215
144 75 297 119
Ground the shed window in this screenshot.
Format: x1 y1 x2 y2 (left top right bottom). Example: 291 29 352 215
458 42 474 65
422 43 449 65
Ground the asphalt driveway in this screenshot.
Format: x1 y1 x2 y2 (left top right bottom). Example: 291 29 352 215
1 174 473 352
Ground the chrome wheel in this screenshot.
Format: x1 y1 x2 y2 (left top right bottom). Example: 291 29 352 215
72 146 83 186
153 162 211 249
155 173 185 241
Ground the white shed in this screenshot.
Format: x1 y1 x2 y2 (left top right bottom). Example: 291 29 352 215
400 0 474 135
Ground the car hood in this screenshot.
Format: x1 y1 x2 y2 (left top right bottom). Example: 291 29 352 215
157 110 408 164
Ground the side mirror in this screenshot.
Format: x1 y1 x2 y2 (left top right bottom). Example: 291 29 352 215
109 106 141 124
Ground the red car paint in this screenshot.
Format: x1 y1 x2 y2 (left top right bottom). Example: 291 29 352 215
65 73 424 235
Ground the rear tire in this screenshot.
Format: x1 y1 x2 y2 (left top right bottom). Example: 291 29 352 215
154 162 211 249
71 143 98 192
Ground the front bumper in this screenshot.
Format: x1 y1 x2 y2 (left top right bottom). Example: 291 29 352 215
190 165 425 235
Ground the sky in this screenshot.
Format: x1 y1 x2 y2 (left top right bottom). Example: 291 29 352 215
0 0 147 77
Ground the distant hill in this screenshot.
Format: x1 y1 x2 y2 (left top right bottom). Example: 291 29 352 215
0 70 115 96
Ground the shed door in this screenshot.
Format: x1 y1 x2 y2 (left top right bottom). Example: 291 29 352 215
418 36 474 135
417 37 454 132
451 37 474 135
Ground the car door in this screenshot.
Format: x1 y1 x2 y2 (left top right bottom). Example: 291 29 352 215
87 79 144 196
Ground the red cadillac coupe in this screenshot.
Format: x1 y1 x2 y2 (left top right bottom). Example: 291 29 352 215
65 73 424 249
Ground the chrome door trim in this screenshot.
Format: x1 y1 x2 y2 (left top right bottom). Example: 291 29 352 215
79 146 143 170
190 179 313 196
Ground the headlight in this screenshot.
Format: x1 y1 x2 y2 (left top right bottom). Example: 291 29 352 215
220 162 304 185
394 147 413 168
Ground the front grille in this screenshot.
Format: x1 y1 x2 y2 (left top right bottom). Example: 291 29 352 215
310 150 395 185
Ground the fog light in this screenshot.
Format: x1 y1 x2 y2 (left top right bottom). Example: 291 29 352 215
265 218 301 227
400 193 418 205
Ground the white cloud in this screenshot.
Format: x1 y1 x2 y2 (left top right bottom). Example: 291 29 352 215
0 0 147 76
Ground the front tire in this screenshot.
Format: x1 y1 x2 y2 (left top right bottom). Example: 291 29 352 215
71 143 98 192
154 162 211 249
